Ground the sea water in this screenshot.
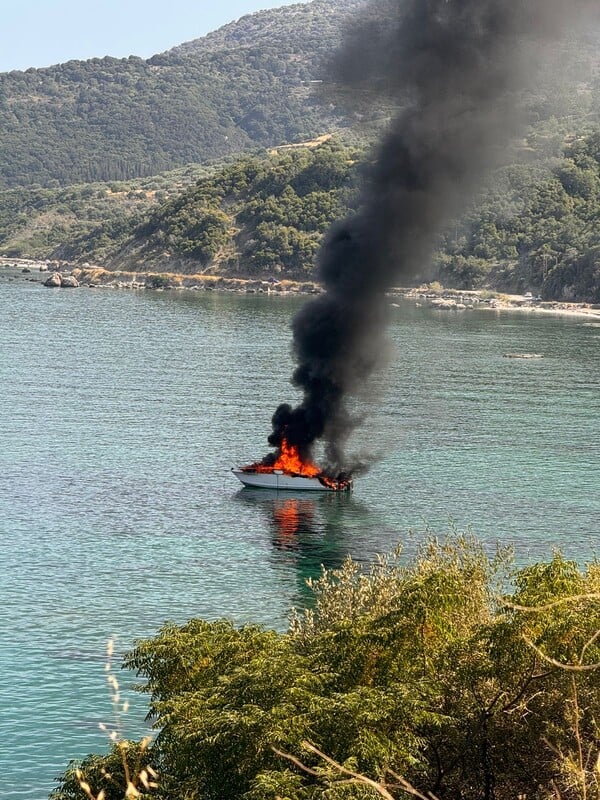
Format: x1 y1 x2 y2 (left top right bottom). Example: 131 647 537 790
0 272 598 798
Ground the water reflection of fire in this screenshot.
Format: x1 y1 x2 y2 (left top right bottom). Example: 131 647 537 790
241 437 352 491
272 497 313 550
234 487 354 606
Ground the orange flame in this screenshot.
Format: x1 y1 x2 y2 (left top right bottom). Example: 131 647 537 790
272 438 320 476
240 437 353 491
246 438 320 477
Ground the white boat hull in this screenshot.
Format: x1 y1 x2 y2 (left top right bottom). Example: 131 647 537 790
232 468 336 491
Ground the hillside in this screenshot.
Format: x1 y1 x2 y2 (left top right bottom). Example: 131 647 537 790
108 132 600 302
3 134 600 302
2 0 600 301
0 139 361 273
1 0 599 191
0 161 215 263
0 0 363 189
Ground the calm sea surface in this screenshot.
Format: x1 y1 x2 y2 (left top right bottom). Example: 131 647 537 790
1 271 599 799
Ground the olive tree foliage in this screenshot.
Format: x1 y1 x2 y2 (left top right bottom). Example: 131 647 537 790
52 536 600 800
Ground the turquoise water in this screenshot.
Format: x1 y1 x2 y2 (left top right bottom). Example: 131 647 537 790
0 272 598 798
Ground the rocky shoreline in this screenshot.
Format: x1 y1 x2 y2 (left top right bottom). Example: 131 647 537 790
3 257 600 319
398 286 600 320
71 266 323 296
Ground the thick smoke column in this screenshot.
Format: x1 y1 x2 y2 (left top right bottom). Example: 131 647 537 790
267 0 596 470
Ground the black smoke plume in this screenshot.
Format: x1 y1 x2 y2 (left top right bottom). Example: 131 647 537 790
266 0 597 471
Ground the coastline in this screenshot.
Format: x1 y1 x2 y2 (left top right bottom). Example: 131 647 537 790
0 259 323 296
395 286 600 321
3 257 600 320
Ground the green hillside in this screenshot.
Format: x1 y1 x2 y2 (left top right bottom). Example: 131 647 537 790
114 138 360 277
0 0 362 189
2 0 600 301
0 162 215 261
0 138 360 273
4 133 600 301
1 0 598 191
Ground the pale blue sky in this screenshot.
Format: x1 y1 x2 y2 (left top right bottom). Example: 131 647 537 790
0 0 303 73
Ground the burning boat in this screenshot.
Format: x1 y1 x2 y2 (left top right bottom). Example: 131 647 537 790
232 439 352 492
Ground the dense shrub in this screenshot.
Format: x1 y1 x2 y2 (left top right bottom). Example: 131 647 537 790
51 537 600 800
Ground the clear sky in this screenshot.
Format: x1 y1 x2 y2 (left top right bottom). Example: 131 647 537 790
0 0 303 73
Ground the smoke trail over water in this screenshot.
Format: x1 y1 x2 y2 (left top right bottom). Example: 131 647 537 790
266 0 597 471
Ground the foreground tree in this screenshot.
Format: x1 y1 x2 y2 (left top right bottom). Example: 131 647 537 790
52 536 600 800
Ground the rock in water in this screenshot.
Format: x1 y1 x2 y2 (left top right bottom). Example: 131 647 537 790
43 273 62 288
61 275 79 288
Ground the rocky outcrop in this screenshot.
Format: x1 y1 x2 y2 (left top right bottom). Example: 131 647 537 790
43 272 62 287
43 272 79 288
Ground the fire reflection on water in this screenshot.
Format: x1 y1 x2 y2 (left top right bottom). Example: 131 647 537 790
272 497 313 551
234 489 357 607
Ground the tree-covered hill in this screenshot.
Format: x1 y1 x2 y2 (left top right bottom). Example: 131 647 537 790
111 138 362 278
0 0 363 189
437 130 600 302
4 133 600 301
167 0 362 61
2 0 599 191
0 161 215 262
0 142 359 270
